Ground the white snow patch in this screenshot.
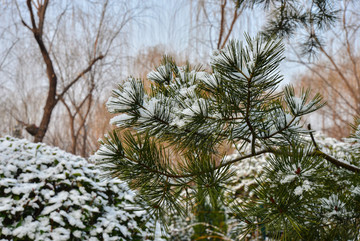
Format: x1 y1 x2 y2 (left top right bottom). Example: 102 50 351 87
280 174 297 184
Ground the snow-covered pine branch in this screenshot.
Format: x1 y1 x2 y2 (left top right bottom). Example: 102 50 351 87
96 34 360 239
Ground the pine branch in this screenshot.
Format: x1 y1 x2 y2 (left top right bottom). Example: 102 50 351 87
98 34 360 236
308 124 360 173
312 150 360 173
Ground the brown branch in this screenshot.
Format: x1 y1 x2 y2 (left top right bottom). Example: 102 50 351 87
124 149 273 179
24 0 58 142
26 0 37 29
75 89 94 139
169 144 360 178
48 7 68 54
59 80 95 155
217 0 227 49
342 3 360 109
307 124 319 149
37 0 49 36
313 150 360 173
21 20 32 31
289 46 358 114
15 1 32 31
93 0 108 57
76 92 92 116
57 55 104 99
68 84 94 120
215 149 271 171
79 92 94 157
118 127 360 180
12 116 28 127
59 96 73 118
313 31 359 105
11 115 39 136
308 124 360 173
220 6 242 49
0 39 18 69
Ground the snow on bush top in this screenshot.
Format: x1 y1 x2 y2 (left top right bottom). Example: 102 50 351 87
0 136 154 241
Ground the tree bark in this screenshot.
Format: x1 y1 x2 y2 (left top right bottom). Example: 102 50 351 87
33 34 58 143
24 0 57 142
22 0 104 142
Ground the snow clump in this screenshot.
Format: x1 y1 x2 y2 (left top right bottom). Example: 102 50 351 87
0 136 154 241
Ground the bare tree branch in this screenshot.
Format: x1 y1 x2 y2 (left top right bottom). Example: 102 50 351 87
290 46 358 114
308 124 360 173
217 0 227 49
220 6 243 49
57 54 104 100
312 31 360 106
0 39 18 70
93 0 109 57
48 6 68 54
26 0 37 30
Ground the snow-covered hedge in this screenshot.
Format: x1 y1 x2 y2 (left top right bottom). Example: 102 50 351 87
0 136 154 241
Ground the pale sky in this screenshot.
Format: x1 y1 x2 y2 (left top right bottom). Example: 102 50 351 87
128 0 302 85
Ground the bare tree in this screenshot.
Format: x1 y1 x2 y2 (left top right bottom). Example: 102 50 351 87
141 0 252 64
187 0 248 51
46 0 139 155
0 0 147 153
14 0 104 142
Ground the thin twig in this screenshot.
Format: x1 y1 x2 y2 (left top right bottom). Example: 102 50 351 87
57 55 104 99
307 124 319 150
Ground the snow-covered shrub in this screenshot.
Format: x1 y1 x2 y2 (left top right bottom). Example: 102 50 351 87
0 136 154 241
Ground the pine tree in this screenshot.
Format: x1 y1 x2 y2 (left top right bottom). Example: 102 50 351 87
236 0 342 55
96 35 360 240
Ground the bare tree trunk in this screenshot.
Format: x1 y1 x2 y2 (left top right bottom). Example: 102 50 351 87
20 0 103 142
81 125 88 157
22 0 56 142
60 88 93 156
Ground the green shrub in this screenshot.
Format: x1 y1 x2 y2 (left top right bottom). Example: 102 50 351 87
0 136 154 240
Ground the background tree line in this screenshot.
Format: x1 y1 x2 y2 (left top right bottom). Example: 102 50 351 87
0 0 358 156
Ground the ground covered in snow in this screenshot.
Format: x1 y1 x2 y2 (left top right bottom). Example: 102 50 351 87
0 136 154 241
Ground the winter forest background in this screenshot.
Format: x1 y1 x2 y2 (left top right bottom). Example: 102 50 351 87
1 0 360 240
2 0 359 155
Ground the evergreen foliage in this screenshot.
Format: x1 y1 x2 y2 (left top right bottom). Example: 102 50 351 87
191 185 227 240
97 35 360 239
231 144 360 240
235 0 342 55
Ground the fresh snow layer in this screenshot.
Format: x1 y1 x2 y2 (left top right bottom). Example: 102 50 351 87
0 136 154 241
